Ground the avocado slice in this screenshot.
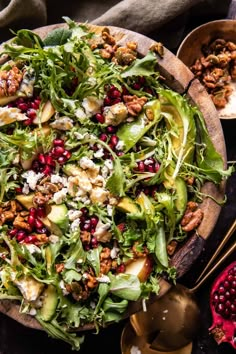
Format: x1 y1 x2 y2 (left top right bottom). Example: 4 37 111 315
63 164 81 176
47 204 68 232
38 285 58 322
15 193 34 210
116 197 140 214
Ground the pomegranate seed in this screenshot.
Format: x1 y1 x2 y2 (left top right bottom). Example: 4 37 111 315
52 146 65 157
53 139 65 147
63 150 72 160
106 125 117 133
23 118 33 126
42 165 52 175
24 235 37 244
99 133 108 142
15 187 22 194
104 97 111 106
30 102 39 110
117 264 126 273
38 153 46 165
29 207 37 216
8 228 18 237
109 135 119 147
28 215 35 226
80 207 89 215
57 156 67 164
16 230 27 241
27 108 37 119
45 155 55 166
36 227 48 234
110 89 121 98
95 113 105 124
137 161 145 172
91 237 98 248
36 207 45 218
133 83 141 90
111 98 122 104
138 76 146 85
18 102 28 111
35 219 43 229
117 223 126 232
16 98 24 104
147 165 155 173
90 216 98 228
34 99 41 107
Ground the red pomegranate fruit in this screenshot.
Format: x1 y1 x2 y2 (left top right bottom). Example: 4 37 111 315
209 261 236 349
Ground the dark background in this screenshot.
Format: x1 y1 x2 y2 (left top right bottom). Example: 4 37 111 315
0 1 235 353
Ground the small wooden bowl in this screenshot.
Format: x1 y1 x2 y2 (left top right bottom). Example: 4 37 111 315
177 19 236 119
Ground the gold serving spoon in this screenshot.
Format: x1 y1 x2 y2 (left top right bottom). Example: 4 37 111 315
122 219 236 353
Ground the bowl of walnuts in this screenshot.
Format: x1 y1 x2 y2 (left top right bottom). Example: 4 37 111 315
177 19 236 119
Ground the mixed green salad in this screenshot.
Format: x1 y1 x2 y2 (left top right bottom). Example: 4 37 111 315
0 18 231 350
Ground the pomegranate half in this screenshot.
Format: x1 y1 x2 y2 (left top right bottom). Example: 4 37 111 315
209 260 236 349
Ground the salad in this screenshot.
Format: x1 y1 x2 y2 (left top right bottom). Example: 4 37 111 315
0 18 231 350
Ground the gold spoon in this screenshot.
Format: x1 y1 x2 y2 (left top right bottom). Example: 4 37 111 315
125 219 236 352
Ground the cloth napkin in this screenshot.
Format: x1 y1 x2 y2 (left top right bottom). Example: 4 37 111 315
0 0 232 49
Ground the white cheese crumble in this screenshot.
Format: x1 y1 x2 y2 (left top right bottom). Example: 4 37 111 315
22 170 44 190
50 174 68 186
79 156 96 170
67 209 82 221
96 275 110 283
53 187 68 204
70 218 81 232
49 235 60 244
81 96 103 116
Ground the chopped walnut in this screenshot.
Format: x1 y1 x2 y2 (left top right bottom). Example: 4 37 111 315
149 42 164 58
181 201 204 232
123 95 147 116
101 27 116 46
55 263 64 273
0 66 23 97
13 214 32 232
113 46 137 66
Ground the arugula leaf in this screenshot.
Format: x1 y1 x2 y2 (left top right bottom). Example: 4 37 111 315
194 110 233 183
106 157 126 197
121 51 158 78
43 28 72 46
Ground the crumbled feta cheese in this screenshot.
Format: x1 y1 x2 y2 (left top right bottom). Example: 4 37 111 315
22 183 30 195
115 140 124 151
22 170 44 190
0 107 28 126
67 209 82 221
104 159 113 170
110 246 119 259
74 107 87 121
53 187 68 204
79 156 95 170
81 96 103 116
70 218 81 232
50 116 74 130
25 244 41 254
49 235 60 244
50 174 68 186
107 204 113 216
144 158 153 165
103 102 128 126
94 148 104 158
101 165 109 179
96 274 110 283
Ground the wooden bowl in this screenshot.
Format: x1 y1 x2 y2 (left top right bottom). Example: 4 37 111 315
177 19 236 119
0 23 227 332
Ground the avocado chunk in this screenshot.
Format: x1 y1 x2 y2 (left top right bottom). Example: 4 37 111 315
116 197 140 214
63 164 81 176
15 194 34 210
38 285 58 321
47 204 68 232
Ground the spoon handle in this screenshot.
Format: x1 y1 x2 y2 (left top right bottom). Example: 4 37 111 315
195 218 236 284
190 241 236 293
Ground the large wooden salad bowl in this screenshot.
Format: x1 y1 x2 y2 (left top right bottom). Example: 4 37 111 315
0 22 227 335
